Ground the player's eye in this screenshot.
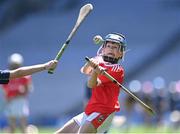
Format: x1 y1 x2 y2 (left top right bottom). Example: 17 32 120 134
106 44 111 48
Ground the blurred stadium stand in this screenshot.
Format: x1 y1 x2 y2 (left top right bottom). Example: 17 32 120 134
0 0 180 128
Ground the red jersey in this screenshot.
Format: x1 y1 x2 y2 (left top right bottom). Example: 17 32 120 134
2 76 32 100
85 63 124 115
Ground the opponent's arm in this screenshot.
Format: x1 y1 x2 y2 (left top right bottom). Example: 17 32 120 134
9 60 57 79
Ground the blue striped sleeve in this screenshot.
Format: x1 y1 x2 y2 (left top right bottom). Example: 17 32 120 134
0 70 10 84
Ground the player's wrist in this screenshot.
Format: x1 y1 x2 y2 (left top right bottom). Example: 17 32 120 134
43 63 48 70
92 69 98 74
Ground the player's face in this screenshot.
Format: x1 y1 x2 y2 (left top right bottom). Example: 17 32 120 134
102 41 123 59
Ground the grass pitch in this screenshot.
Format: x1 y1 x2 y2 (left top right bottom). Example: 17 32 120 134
1 125 180 133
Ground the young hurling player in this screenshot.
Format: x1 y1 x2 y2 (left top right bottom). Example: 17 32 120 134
55 32 127 133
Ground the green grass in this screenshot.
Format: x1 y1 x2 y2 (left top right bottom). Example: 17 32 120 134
109 126 180 133
32 126 180 134
1 126 180 134
43 126 180 134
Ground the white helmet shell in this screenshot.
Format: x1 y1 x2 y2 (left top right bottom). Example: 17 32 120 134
105 33 126 46
8 53 24 66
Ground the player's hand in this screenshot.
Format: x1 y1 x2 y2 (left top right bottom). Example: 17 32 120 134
44 60 58 70
88 58 99 68
94 65 106 75
88 59 105 75
81 57 98 75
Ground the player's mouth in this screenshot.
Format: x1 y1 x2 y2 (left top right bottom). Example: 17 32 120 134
106 53 115 57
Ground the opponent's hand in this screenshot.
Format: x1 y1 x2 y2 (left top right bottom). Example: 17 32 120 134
44 60 58 70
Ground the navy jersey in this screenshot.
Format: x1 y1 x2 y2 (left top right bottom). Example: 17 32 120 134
0 70 10 84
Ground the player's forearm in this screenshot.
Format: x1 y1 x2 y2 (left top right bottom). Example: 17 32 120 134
87 70 98 88
9 64 46 79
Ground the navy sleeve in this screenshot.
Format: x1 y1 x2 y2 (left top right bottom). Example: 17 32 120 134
0 70 10 84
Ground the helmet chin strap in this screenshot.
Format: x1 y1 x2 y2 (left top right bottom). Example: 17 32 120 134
102 56 119 64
